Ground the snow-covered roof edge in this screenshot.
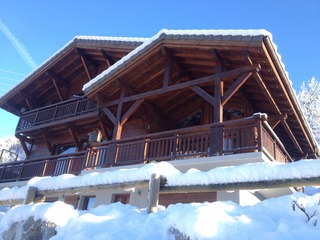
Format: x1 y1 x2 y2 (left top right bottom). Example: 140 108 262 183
83 29 273 93
0 36 147 107
263 37 319 155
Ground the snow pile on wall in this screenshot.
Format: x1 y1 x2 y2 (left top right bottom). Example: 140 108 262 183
1 160 320 202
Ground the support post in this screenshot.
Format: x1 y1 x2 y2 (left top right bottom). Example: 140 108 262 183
24 187 38 204
210 125 223 155
147 174 161 214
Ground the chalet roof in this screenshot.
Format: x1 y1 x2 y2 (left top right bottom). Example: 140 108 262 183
81 29 319 159
83 29 275 93
0 36 147 114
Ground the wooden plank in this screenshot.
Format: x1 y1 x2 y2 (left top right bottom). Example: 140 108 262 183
162 48 172 88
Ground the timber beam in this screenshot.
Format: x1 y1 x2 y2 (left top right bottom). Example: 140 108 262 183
191 86 215 106
253 71 305 155
221 72 253 106
19 91 42 110
65 123 80 148
104 64 261 107
40 129 53 153
46 71 70 88
15 134 31 158
281 119 304 155
46 71 70 101
253 72 281 115
101 50 116 67
75 48 98 80
115 78 174 127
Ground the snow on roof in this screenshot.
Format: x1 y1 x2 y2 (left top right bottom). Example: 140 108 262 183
82 29 273 93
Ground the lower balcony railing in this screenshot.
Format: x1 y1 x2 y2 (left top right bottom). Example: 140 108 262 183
0 114 292 183
0 152 86 183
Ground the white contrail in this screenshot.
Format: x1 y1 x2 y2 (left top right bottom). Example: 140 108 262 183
0 19 37 70
0 68 25 76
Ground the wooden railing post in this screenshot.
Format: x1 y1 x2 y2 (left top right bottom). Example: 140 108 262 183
210 125 223 155
142 138 149 162
106 142 117 165
147 174 161 214
172 133 178 159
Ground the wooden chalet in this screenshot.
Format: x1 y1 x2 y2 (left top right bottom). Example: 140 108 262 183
0 29 318 208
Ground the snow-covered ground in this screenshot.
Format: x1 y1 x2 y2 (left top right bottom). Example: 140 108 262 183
0 161 320 239
1 192 320 239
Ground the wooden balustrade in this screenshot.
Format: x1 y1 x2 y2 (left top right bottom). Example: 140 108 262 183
0 152 86 182
16 98 98 130
0 114 292 183
84 114 292 169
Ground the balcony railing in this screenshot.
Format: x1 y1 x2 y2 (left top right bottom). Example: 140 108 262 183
83 114 292 169
16 98 98 130
0 114 292 183
0 152 86 182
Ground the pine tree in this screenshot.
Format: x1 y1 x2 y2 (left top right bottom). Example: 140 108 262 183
297 77 320 145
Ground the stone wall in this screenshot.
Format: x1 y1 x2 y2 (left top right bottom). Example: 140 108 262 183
2 217 56 240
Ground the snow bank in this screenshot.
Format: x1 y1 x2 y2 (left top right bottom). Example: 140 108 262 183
1 193 320 239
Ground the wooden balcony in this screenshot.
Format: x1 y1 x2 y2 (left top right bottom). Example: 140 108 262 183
0 114 292 183
16 97 98 132
0 152 85 183
84 114 292 168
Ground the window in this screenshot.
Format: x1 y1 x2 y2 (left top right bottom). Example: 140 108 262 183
83 196 96 210
113 194 130 204
56 145 76 155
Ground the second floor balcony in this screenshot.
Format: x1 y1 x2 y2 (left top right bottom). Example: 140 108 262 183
16 97 98 133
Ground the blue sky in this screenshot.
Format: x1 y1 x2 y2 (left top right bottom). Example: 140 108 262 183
0 0 319 138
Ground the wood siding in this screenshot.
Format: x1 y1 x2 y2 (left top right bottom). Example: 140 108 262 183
159 192 217 207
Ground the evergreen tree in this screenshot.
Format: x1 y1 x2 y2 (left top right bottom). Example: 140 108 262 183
297 77 320 145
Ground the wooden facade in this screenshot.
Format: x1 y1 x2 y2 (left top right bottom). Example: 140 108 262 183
0 30 318 184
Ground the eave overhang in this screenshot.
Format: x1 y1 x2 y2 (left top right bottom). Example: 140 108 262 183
0 36 147 116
